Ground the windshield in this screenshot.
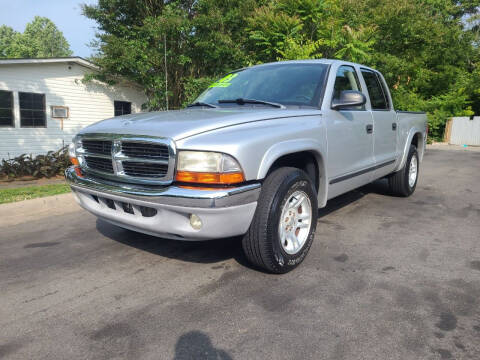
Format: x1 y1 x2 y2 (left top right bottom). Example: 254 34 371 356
194 63 329 107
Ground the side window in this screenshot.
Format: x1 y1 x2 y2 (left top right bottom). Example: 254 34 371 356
377 74 391 109
0 90 14 127
361 70 388 110
332 65 363 110
19 92 46 127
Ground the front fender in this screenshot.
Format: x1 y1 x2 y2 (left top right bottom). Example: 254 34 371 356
258 139 328 207
257 139 326 178
174 114 328 205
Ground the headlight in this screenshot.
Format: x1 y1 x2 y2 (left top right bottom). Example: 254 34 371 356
175 151 245 185
68 142 76 158
68 140 79 166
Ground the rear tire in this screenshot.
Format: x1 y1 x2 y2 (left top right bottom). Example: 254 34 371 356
388 145 419 197
242 167 318 273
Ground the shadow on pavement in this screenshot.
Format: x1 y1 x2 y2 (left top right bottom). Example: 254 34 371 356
318 178 390 218
97 178 391 267
173 331 233 360
96 218 246 265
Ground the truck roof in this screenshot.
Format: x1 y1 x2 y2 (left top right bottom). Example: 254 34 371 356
250 59 376 72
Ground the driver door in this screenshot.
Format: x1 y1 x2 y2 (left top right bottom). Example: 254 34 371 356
326 64 375 199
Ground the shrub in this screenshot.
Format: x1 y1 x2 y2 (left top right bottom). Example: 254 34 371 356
0 147 70 180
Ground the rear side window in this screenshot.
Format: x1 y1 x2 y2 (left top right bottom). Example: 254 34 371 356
361 70 389 110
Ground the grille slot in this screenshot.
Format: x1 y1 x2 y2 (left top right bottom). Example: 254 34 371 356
85 156 114 173
79 136 174 184
121 142 169 160
122 161 168 178
82 140 112 155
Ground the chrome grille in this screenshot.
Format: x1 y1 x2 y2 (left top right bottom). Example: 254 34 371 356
82 140 112 155
121 142 169 160
77 135 175 185
122 161 168 178
84 156 114 173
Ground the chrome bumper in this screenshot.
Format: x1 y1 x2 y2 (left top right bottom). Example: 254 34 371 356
65 167 260 240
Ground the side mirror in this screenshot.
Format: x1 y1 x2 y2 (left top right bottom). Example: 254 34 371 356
331 90 366 110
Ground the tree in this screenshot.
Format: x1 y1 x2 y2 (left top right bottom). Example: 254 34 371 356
82 0 257 110
0 17 72 58
0 25 19 58
360 0 480 139
83 0 480 140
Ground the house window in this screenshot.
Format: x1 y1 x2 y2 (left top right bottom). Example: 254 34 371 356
0 90 14 127
114 101 131 116
19 92 46 127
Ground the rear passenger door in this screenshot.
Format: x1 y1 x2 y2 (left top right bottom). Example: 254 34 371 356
360 69 397 177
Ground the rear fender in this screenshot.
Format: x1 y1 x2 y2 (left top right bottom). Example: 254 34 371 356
396 128 425 171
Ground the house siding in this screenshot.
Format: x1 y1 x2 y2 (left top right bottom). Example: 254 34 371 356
0 62 147 160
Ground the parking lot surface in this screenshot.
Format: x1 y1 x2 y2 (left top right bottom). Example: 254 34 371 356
1 146 479 360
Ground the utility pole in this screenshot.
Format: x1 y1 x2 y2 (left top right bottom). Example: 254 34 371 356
164 34 168 110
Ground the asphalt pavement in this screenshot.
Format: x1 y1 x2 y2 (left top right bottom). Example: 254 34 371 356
0 145 479 360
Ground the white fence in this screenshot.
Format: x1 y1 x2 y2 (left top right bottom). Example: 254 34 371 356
446 117 480 146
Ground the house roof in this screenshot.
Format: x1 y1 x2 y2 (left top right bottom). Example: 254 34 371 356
0 57 98 70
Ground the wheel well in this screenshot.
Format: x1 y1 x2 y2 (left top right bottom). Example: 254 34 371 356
266 152 319 192
411 132 422 148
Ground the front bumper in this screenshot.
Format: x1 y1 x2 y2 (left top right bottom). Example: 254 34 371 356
65 167 260 240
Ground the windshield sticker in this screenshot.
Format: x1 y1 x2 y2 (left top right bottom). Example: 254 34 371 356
209 73 238 88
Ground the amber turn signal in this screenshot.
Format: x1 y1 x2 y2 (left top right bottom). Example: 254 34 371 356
175 171 245 185
70 157 79 166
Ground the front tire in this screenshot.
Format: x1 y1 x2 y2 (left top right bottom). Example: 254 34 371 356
242 167 318 273
388 145 419 197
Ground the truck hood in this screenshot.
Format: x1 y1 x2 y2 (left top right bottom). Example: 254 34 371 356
79 108 322 141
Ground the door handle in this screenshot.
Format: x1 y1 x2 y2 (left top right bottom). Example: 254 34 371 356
392 122 397 131
366 124 373 134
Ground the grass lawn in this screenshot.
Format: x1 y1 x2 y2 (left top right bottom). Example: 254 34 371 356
0 184 71 204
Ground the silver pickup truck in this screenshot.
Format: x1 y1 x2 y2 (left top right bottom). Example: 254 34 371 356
66 60 427 273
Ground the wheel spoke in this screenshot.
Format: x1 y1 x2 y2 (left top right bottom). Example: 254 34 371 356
288 234 299 250
297 222 310 229
289 195 305 210
297 213 310 220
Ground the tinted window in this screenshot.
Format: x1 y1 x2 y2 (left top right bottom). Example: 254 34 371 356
332 65 362 109
195 64 329 107
19 92 46 127
0 90 14 127
333 66 361 97
114 101 131 116
361 70 388 110
377 74 391 109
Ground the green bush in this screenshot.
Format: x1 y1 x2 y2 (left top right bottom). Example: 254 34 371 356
0 147 70 180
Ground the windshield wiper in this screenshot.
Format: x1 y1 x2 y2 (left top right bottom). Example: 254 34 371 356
218 98 285 109
187 102 218 108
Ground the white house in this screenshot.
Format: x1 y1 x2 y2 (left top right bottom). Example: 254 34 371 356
0 57 147 160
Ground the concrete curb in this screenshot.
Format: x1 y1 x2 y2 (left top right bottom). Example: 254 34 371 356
427 144 480 151
0 193 81 227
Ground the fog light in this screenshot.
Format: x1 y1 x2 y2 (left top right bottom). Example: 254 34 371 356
190 214 203 230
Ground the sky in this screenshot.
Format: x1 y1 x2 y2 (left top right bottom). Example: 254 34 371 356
0 0 98 58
